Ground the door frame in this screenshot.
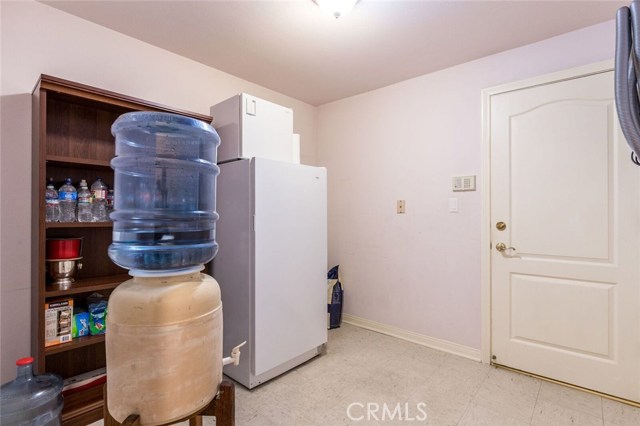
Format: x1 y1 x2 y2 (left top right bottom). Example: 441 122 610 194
480 60 614 364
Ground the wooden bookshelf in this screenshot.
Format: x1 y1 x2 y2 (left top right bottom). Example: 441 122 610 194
32 74 212 425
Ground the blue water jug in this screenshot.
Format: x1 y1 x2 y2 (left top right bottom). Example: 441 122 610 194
0 357 63 425
108 112 220 273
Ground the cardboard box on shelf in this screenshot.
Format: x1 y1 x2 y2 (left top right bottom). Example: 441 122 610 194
72 311 89 338
45 299 73 347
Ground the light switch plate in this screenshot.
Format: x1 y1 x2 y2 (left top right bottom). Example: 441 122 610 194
452 175 476 192
449 198 459 213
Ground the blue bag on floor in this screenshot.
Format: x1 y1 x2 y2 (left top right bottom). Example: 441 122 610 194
327 265 343 329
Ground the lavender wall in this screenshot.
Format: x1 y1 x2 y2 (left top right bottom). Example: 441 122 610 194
316 21 616 352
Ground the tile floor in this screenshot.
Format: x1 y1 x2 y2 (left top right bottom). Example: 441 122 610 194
93 323 640 426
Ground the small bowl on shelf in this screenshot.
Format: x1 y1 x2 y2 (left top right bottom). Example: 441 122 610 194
46 257 83 290
46 237 83 260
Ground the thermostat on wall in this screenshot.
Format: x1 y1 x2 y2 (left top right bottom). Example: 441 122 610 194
452 175 476 192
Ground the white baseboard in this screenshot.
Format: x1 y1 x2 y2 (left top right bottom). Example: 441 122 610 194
342 314 482 362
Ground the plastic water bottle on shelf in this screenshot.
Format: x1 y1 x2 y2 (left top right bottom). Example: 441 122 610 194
76 179 92 222
91 178 108 222
58 178 77 223
45 178 60 223
106 189 115 220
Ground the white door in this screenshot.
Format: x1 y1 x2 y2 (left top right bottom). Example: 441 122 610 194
489 68 640 401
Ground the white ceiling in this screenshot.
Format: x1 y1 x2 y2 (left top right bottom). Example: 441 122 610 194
42 0 625 106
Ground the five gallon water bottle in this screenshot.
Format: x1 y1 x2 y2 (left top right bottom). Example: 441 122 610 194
108 112 221 272
76 179 93 222
58 178 77 223
0 357 63 425
91 178 108 222
45 178 60 223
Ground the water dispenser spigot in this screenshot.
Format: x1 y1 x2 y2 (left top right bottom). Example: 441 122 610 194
223 341 247 366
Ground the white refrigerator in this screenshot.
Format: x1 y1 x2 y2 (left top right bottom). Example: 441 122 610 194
211 157 328 388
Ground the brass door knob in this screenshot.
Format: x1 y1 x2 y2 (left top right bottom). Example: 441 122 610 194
496 242 516 253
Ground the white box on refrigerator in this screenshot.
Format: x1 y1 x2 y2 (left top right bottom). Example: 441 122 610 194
210 93 294 163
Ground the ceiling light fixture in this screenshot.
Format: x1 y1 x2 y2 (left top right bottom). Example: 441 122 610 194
314 0 360 19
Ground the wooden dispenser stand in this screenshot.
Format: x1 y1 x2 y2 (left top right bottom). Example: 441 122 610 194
103 380 235 426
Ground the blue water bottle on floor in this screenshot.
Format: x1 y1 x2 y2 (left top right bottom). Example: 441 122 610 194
0 357 63 425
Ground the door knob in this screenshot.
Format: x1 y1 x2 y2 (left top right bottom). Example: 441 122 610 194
495 242 516 253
